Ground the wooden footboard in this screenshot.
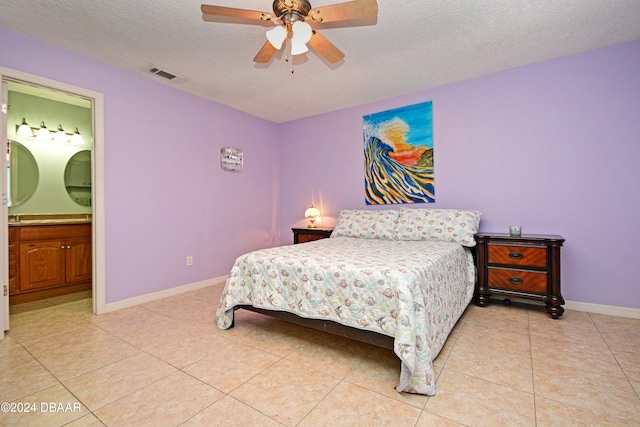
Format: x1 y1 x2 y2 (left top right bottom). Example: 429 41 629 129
233 305 395 350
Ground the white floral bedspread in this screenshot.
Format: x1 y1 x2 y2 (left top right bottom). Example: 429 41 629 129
216 237 475 395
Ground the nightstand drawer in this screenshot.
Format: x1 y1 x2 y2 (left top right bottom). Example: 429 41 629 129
488 268 547 293
488 244 547 268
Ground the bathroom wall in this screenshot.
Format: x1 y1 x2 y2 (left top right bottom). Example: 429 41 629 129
7 90 92 214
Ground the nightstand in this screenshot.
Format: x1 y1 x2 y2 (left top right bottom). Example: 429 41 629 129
475 233 565 319
292 228 333 244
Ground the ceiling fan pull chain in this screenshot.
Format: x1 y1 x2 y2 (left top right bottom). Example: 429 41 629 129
284 33 295 74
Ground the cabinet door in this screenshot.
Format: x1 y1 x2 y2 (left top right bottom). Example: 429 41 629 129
66 238 92 284
19 241 66 291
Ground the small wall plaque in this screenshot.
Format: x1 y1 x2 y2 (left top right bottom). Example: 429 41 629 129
220 147 243 172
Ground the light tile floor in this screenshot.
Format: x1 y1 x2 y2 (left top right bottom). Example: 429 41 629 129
1 285 639 426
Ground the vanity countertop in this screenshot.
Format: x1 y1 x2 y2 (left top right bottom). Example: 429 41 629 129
8 213 92 226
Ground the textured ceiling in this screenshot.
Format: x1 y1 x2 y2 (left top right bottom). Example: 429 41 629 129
1 0 639 123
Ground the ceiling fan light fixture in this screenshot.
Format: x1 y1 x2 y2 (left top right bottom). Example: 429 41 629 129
201 0 376 66
292 21 312 43
266 25 287 49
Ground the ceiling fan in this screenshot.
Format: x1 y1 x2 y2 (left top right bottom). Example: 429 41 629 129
200 0 378 67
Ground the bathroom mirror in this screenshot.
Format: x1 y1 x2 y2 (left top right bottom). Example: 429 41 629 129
64 150 91 206
8 140 39 207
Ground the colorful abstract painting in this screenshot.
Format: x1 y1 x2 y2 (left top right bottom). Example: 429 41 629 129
363 101 434 204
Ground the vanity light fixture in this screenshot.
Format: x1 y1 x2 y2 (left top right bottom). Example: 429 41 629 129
16 118 33 137
36 121 52 140
304 204 320 228
15 118 84 144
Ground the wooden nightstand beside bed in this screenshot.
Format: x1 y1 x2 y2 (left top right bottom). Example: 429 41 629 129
474 233 565 319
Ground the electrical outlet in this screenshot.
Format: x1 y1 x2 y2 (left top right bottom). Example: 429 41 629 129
186 256 193 266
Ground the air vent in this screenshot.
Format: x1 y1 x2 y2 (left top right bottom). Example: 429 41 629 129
147 66 184 82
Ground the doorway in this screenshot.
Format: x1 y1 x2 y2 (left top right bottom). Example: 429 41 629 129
1 67 105 339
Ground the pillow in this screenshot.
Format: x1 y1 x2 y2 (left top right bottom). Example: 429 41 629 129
331 209 399 240
395 208 482 246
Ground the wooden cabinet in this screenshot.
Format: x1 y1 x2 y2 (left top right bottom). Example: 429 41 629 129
475 233 565 319
292 227 333 244
10 223 92 304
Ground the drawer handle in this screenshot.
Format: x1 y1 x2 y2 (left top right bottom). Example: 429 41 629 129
509 277 524 285
509 252 524 259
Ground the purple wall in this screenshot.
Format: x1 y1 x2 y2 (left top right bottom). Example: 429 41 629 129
278 40 640 309
2 27 639 309
1 28 280 303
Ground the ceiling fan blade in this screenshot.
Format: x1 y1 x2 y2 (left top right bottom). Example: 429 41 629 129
308 0 378 24
307 31 345 64
253 41 279 63
201 4 274 22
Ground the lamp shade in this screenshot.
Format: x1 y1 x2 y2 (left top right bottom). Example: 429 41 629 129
304 205 320 228
266 25 287 50
70 127 84 145
291 21 312 55
54 124 69 142
292 21 312 44
16 118 33 137
291 37 309 55
304 206 320 218
36 121 51 140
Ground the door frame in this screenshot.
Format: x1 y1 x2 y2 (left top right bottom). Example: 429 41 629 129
1 80 8 338
0 67 106 329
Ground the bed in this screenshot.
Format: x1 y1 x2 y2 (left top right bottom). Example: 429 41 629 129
216 208 481 395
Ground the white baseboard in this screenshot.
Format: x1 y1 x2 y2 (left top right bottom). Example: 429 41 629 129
104 278 640 320
104 275 228 313
565 300 640 319
489 296 640 319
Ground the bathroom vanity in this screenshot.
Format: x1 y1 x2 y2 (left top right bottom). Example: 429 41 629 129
9 216 92 305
